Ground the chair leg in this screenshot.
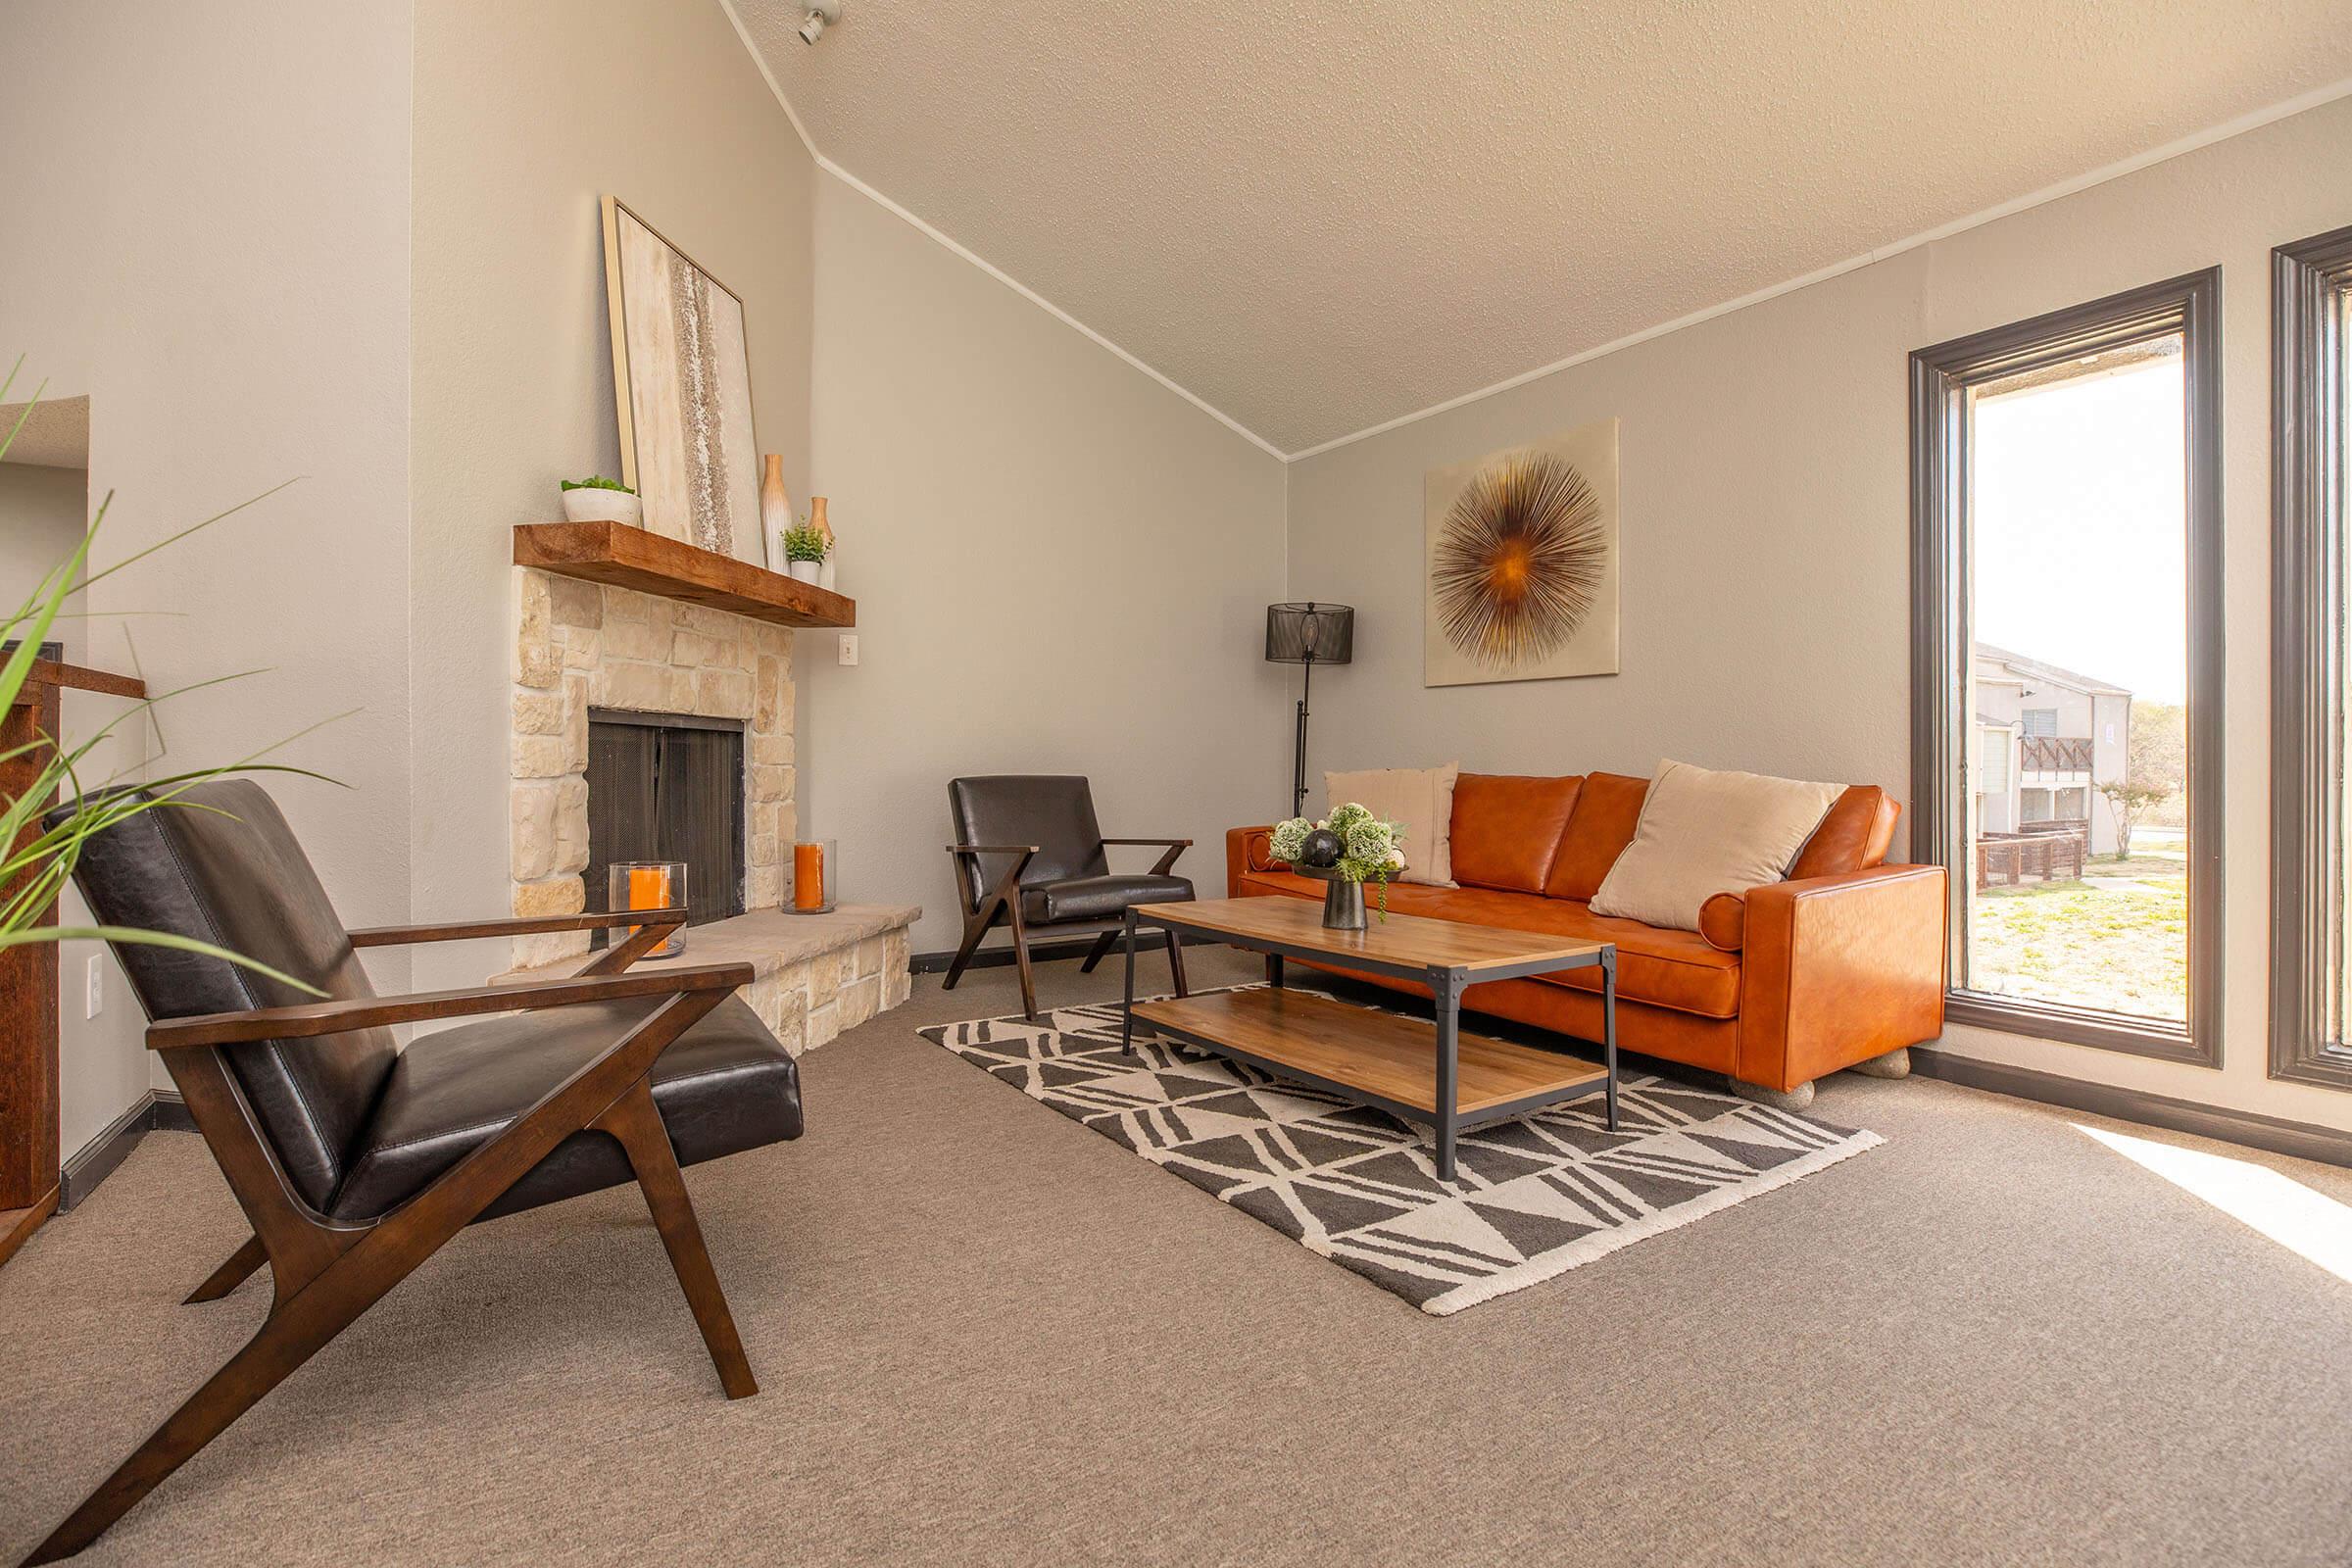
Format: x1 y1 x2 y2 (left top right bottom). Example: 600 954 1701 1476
592 1085 759 1400
1006 905 1040 1021
1165 928 1189 998
24 1251 387 1565
183 1233 268 1305
942 904 994 993
1077 931 1119 975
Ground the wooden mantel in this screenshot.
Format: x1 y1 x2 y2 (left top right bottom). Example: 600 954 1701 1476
514 520 856 629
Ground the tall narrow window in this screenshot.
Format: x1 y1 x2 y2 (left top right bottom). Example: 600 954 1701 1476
1911 271 2223 1066
2272 224 2352 1089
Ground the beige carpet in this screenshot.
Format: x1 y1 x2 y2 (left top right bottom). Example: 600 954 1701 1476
6 946 2352 1566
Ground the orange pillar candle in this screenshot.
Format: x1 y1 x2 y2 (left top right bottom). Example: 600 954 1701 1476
627 863 668 916
794 843 825 910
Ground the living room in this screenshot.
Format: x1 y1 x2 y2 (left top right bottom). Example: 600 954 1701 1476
4 0 2352 1562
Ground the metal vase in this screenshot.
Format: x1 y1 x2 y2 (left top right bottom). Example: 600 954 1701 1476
1321 875 1366 930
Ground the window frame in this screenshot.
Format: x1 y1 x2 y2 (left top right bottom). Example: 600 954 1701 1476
2270 224 2352 1090
1909 269 2225 1068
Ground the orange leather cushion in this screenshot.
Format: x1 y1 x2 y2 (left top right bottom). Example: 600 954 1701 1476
1449 773 1584 894
1544 771 1649 901
1788 786 1900 878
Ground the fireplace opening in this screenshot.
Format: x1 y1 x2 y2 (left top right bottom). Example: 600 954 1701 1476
586 709 746 932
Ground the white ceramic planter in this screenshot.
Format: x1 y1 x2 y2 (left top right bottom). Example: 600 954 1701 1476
561 487 643 525
786 559 821 585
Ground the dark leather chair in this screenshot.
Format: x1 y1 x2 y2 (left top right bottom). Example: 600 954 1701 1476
21 780 800 1564
944 775 1194 1020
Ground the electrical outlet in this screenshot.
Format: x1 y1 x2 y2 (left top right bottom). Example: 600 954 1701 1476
838 633 859 666
84 956 103 1019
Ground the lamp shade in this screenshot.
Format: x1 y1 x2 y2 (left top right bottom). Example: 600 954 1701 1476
1265 603 1354 665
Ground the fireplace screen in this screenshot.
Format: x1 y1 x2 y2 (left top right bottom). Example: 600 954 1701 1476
586 710 746 929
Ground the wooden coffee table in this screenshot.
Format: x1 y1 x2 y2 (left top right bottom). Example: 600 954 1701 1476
1119 897 1616 1182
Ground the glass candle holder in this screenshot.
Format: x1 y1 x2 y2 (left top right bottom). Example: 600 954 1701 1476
789 840 836 914
608 860 687 958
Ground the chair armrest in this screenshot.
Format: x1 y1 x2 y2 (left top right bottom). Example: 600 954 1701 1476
945 845 1038 916
346 908 686 949
147 961 754 1051
1735 864 1947 1093
1102 837 1191 875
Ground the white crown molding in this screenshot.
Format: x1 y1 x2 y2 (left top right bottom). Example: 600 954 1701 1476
714 0 1288 462
717 1 2352 467
1286 72 2352 462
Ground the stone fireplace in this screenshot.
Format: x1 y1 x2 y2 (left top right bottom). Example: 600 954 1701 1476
509 564 911 1052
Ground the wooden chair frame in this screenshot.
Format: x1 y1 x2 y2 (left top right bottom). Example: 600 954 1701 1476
23 906 763 1565
939 839 1191 1020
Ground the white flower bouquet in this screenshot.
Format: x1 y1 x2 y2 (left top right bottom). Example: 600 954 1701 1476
1268 802 1407 917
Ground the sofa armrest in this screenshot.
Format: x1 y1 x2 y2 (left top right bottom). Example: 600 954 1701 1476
1226 825 1278 894
1735 863 1947 1093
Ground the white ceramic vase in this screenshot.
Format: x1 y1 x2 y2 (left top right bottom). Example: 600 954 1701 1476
819 553 836 593
561 487 642 525
787 559 821 585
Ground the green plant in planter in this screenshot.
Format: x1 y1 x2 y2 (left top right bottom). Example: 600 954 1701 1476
0 356 330 990
560 475 635 494
780 522 829 563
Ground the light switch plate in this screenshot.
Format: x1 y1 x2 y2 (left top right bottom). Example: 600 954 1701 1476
838 633 859 666
85 956 103 1018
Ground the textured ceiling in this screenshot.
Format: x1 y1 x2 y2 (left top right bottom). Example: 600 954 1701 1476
736 0 2352 456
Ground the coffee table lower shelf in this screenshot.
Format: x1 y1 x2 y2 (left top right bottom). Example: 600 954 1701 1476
1129 987 1609 1134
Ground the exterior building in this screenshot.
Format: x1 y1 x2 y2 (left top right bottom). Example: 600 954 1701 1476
1971 642 2132 856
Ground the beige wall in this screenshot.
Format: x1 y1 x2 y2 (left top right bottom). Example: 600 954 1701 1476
805 171 1292 953
0 465 90 663
409 0 817 990
1286 93 2352 1130
0 1 414 1155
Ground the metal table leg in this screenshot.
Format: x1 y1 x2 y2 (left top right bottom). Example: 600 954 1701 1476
1601 948 1619 1132
1433 967 1462 1183
1266 953 1285 989
1120 910 1138 1055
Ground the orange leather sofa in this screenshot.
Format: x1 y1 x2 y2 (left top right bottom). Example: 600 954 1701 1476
1226 772 1947 1104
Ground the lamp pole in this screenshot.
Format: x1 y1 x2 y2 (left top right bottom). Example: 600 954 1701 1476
1292 651 1314 820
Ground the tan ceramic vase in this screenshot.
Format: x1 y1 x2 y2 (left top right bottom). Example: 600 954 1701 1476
809 496 835 591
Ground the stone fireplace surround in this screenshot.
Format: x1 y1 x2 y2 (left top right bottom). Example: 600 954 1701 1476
509 567 912 1053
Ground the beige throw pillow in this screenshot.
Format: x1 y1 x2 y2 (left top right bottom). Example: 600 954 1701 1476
1589 760 1844 931
1324 763 1460 887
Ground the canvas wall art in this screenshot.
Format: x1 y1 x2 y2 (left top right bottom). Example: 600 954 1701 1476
1423 417 1621 686
601 196 764 568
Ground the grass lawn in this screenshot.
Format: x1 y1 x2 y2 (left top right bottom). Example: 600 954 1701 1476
1970 872 2187 1020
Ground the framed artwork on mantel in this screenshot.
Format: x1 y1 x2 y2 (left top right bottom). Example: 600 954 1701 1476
1423 416 1621 687
600 195 767 569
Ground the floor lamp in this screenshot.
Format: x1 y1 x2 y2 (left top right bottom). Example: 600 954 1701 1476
1264 603 1355 820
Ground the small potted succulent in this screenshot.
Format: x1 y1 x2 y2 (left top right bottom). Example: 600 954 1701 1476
560 475 641 525
779 518 829 585
1268 802 1405 929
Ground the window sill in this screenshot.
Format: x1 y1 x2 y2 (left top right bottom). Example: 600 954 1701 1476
2270 1039 2352 1093
1944 990 2216 1068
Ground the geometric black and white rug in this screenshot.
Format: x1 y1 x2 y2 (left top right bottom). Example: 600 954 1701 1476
919 988 1884 1315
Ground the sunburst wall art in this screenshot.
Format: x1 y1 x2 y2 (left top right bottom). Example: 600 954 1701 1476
1423 418 1620 687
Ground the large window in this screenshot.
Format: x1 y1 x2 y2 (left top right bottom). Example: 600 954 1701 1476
1911 271 2223 1066
2272 224 2352 1089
